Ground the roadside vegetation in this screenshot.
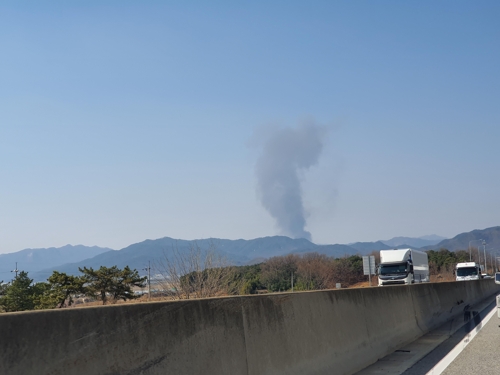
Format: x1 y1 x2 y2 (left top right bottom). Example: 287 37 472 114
155 247 366 298
0 266 146 313
426 249 470 281
0 246 488 313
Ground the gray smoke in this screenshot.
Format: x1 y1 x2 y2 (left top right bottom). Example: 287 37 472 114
255 121 326 241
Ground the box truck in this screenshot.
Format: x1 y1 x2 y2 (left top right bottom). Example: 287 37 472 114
455 262 482 281
378 248 429 286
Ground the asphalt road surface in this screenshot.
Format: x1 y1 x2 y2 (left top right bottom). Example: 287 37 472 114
440 308 500 375
401 299 499 375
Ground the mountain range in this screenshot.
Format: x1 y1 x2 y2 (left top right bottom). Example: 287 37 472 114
381 235 446 249
2 226 499 282
420 226 500 252
31 237 359 281
0 245 111 282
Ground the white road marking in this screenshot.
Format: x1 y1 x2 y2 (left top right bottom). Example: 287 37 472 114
425 302 497 375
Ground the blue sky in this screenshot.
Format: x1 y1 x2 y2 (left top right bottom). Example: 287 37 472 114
1 1 499 254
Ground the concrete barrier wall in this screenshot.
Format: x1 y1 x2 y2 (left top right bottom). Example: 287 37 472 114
1 280 498 375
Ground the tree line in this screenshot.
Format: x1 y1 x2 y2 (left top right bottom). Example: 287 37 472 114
0 246 483 312
156 246 366 298
426 249 471 280
163 248 482 297
0 266 146 313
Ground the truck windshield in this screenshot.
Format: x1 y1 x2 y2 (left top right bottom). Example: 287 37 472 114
379 263 408 276
456 267 478 277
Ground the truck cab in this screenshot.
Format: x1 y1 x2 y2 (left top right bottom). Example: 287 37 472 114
378 261 413 286
455 262 482 281
378 249 429 286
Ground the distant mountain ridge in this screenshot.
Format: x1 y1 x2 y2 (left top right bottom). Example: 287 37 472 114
382 235 446 248
4 227 499 282
420 226 500 252
347 241 411 252
29 234 447 281
0 245 112 280
32 236 362 281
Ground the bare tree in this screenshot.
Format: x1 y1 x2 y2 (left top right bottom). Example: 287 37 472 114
328 255 364 288
295 253 332 290
369 250 380 265
259 253 365 292
154 242 240 300
260 254 299 292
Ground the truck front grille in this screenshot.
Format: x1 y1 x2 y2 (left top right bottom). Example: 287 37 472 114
382 280 405 285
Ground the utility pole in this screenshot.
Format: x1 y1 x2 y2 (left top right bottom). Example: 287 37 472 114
368 261 372 287
483 242 487 275
11 262 19 279
477 240 486 274
469 239 483 262
291 271 294 292
143 261 151 301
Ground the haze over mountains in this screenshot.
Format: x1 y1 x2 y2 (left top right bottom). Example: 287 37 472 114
0 245 111 282
381 235 446 249
31 237 359 282
2 226 499 282
420 226 500 252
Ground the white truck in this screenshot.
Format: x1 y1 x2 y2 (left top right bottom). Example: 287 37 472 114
455 262 482 281
378 248 429 286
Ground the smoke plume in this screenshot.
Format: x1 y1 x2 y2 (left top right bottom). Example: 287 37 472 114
255 121 326 241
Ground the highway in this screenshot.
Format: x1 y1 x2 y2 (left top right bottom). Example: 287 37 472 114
357 294 500 375
2 280 498 375
439 303 500 375
403 298 498 375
